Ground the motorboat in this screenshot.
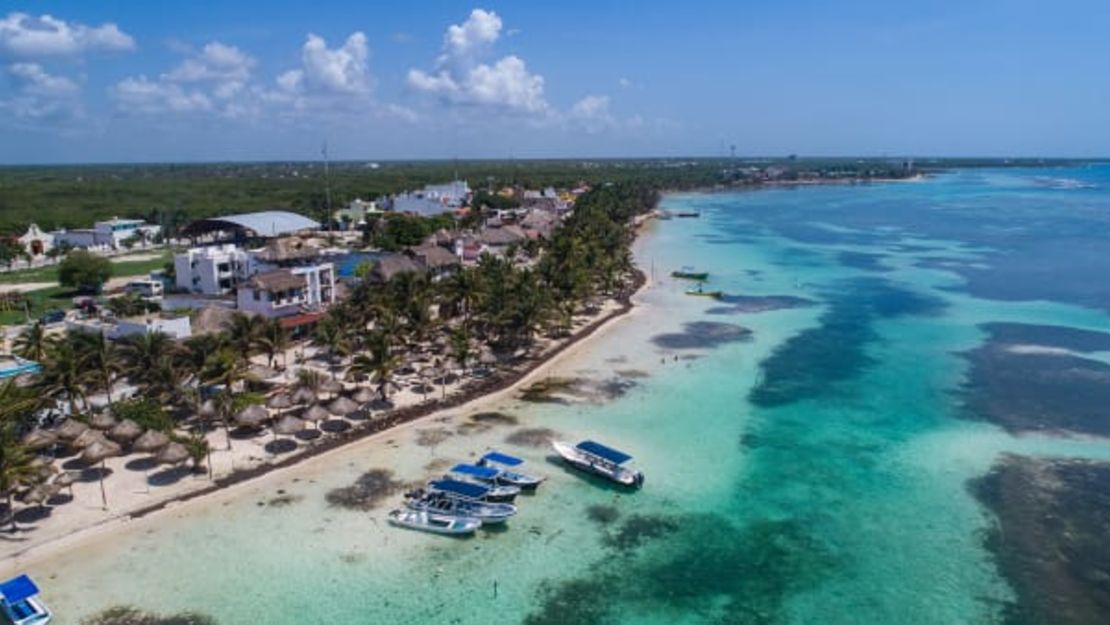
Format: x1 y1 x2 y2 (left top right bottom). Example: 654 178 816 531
552 440 644 488
671 269 709 281
444 466 521 502
430 476 519 503
387 508 481 536
0 575 52 625
477 451 545 490
405 489 517 524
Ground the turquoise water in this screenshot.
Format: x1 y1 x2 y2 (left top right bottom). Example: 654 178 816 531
15 167 1110 624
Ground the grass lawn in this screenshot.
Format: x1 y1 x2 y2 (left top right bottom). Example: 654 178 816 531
0 285 76 325
0 250 173 285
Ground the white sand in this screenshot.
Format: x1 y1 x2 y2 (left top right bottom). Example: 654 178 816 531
1 290 642 569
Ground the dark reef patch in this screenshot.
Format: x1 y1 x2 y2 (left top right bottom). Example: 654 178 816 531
837 251 892 272
520 377 637 404
456 411 519 435
615 369 651 379
505 427 560 448
325 469 406 511
750 278 946 407
525 514 835 625
706 294 817 315
651 321 753 350
601 514 679 552
971 455 1110 625
961 323 1110 437
586 504 621 525
414 427 453 447
81 606 218 625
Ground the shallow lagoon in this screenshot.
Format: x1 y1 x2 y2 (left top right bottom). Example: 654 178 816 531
18 167 1110 624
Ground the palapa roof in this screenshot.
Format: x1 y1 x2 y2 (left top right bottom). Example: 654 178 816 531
369 253 423 282
252 237 322 263
478 225 527 246
246 269 306 292
407 244 459 270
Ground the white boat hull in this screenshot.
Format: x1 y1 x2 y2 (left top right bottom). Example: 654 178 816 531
552 441 644 488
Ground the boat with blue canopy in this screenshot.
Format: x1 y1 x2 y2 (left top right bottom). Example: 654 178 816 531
552 440 644 488
405 488 517 524
444 466 521 502
387 508 481 536
0 574 52 625
477 451 545 489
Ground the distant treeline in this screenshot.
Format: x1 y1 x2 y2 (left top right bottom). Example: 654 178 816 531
0 157 1096 236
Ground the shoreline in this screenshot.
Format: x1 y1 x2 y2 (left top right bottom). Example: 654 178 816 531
4 261 650 569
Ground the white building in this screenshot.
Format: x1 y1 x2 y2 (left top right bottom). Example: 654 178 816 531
67 313 192 341
174 244 254 296
236 263 336 318
390 180 471 216
17 224 54 257
52 217 160 251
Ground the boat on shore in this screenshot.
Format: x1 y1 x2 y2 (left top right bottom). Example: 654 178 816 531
445 465 522 502
476 451 545 489
387 508 482 536
430 476 520 503
552 440 644 488
405 488 517 524
0 574 52 625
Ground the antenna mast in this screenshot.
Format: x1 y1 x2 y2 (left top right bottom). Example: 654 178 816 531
321 141 332 230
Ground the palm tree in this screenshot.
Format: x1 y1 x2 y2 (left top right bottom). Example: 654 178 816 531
449 327 472 376
12 323 48 363
39 335 93 417
312 317 350 379
364 330 400 402
181 431 212 477
0 427 38 532
119 331 177 392
74 331 124 407
224 312 263 365
254 318 291 370
201 348 251 450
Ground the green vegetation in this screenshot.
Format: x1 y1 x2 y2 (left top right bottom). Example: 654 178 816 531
110 398 174 433
58 251 112 293
363 212 455 251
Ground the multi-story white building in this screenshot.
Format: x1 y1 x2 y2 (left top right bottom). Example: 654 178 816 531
236 263 336 318
174 244 254 295
52 217 160 251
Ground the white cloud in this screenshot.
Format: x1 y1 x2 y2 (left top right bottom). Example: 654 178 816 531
0 12 134 58
408 9 549 114
114 76 212 114
568 94 615 133
443 8 501 59
618 77 633 89
1 62 82 123
284 32 371 95
164 42 255 83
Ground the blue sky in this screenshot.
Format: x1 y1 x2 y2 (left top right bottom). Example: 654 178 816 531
1 0 1108 163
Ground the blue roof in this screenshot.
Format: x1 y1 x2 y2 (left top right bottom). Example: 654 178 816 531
0 575 39 604
481 451 523 467
428 479 490 499
451 464 500 479
576 441 632 464
184 211 319 237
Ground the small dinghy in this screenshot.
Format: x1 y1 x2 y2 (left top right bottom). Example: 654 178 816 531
444 466 522 502
387 508 481 536
671 269 709 281
477 451 545 490
0 574 52 625
552 440 644 488
406 489 517 524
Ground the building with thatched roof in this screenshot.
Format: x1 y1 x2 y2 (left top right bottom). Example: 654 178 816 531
366 253 423 282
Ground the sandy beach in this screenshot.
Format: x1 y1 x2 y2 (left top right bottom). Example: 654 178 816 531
1 260 651 573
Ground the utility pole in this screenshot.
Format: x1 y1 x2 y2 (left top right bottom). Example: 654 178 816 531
321 141 333 231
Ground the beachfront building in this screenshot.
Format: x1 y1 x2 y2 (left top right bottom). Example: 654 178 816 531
478 225 528 255
236 264 336 318
174 244 253 296
16 224 54 258
52 218 160 251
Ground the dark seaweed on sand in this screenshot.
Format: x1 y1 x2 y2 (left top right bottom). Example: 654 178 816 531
651 321 752 350
325 469 406 511
81 606 218 625
505 427 559 448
